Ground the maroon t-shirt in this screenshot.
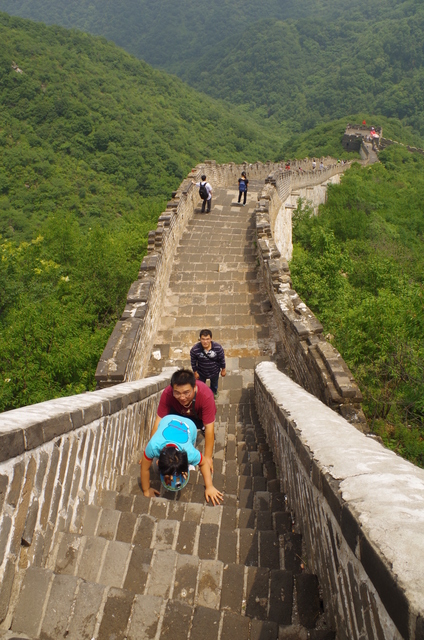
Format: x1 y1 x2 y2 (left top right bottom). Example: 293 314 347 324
157 381 216 425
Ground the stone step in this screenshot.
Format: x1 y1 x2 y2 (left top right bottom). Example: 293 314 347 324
73 506 295 568
9 564 329 640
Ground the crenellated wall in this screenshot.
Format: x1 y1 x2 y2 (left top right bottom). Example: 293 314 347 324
253 162 368 430
95 159 289 389
255 362 424 640
0 369 175 625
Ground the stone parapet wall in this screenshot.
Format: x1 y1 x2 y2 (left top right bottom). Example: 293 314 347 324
380 137 424 157
0 370 174 625
95 159 289 389
255 362 424 640
254 161 367 429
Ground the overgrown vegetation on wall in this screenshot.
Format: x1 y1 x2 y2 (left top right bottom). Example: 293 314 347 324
0 13 285 411
291 146 424 467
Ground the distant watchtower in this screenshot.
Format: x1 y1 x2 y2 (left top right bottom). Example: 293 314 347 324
342 123 383 151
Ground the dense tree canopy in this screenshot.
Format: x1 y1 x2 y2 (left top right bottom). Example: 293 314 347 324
291 146 424 466
2 0 424 138
0 13 285 411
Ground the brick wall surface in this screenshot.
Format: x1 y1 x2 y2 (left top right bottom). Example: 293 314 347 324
254 163 368 430
0 369 174 625
255 362 424 640
94 159 288 388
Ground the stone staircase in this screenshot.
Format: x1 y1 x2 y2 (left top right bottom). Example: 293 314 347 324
8 394 334 640
4 184 335 640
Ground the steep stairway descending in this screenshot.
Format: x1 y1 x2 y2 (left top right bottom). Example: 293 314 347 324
5 184 335 639
8 392 334 640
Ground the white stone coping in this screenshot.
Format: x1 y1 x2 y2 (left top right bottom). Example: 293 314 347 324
0 369 177 462
255 361 424 616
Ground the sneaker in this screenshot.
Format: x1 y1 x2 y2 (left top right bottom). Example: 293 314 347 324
214 391 219 399
189 464 196 471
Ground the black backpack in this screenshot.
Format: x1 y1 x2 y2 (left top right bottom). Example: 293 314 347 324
199 182 208 199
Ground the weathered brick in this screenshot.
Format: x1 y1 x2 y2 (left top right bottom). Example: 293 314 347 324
155 519 178 549
221 611 249 640
78 536 108 582
127 594 162 640
176 520 196 555
67 581 106 640
190 606 221 640
97 508 121 540
238 508 255 529
246 566 269 619
54 533 83 575
173 555 199 606
218 530 237 564
124 546 153 594
39 446 60 528
239 529 258 566
160 600 193 640
259 530 280 569
116 511 138 543
284 533 303 573
98 540 131 588
147 550 177 598
220 563 244 613
198 523 219 560
269 570 293 625
197 560 222 609
97 587 134 640
7 460 25 508
40 573 78 639
11 567 52 635
133 514 155 548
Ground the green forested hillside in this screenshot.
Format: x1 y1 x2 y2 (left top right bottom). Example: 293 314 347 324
291 147 424 466
1 0 424 138
183 10 424 137
0 13 284 411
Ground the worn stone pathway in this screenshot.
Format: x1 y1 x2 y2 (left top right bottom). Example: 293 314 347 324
7 185 335 639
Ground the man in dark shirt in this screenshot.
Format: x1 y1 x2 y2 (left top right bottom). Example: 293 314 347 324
149 369 216 472
190 329 226 397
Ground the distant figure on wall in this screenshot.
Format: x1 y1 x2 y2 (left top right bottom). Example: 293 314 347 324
312 159 316 170
238 171 249 206
192 174 213 213
362 119 367 125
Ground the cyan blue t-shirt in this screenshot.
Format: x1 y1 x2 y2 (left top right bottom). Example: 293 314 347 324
144 415 202 466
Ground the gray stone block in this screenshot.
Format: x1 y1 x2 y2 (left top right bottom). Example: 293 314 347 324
174 555 199 606
39 573 78 639
78 536 107 582
98 540 131 588
97 587 134 640
127 594 162 640
11 567 52 636
221 611 249 640
96 508 121 540
147 550 177 598
160 600 193 640
220 563 244 613
197 560 223 609
66 581 106 640
190 606 221 640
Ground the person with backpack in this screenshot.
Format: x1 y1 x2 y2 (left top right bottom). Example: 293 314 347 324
192 174 213 213
238 171 249 206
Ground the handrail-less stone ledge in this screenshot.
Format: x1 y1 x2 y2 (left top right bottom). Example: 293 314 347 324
0 369 176 623
255 362 424 640
94 158 307 389
254 161 367 430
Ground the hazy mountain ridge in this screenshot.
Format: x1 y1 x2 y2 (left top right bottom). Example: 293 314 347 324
1 0 423 137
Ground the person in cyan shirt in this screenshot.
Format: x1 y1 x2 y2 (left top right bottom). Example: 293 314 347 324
150 369 216 473
140 415 223 505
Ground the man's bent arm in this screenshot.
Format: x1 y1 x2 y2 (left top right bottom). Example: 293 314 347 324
203 422 214 471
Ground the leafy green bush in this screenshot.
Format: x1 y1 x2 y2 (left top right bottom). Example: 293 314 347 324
291 147 424 466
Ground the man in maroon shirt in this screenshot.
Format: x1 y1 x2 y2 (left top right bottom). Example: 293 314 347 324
150 369 216 472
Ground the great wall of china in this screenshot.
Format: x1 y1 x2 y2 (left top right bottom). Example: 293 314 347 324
0 143 423 640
